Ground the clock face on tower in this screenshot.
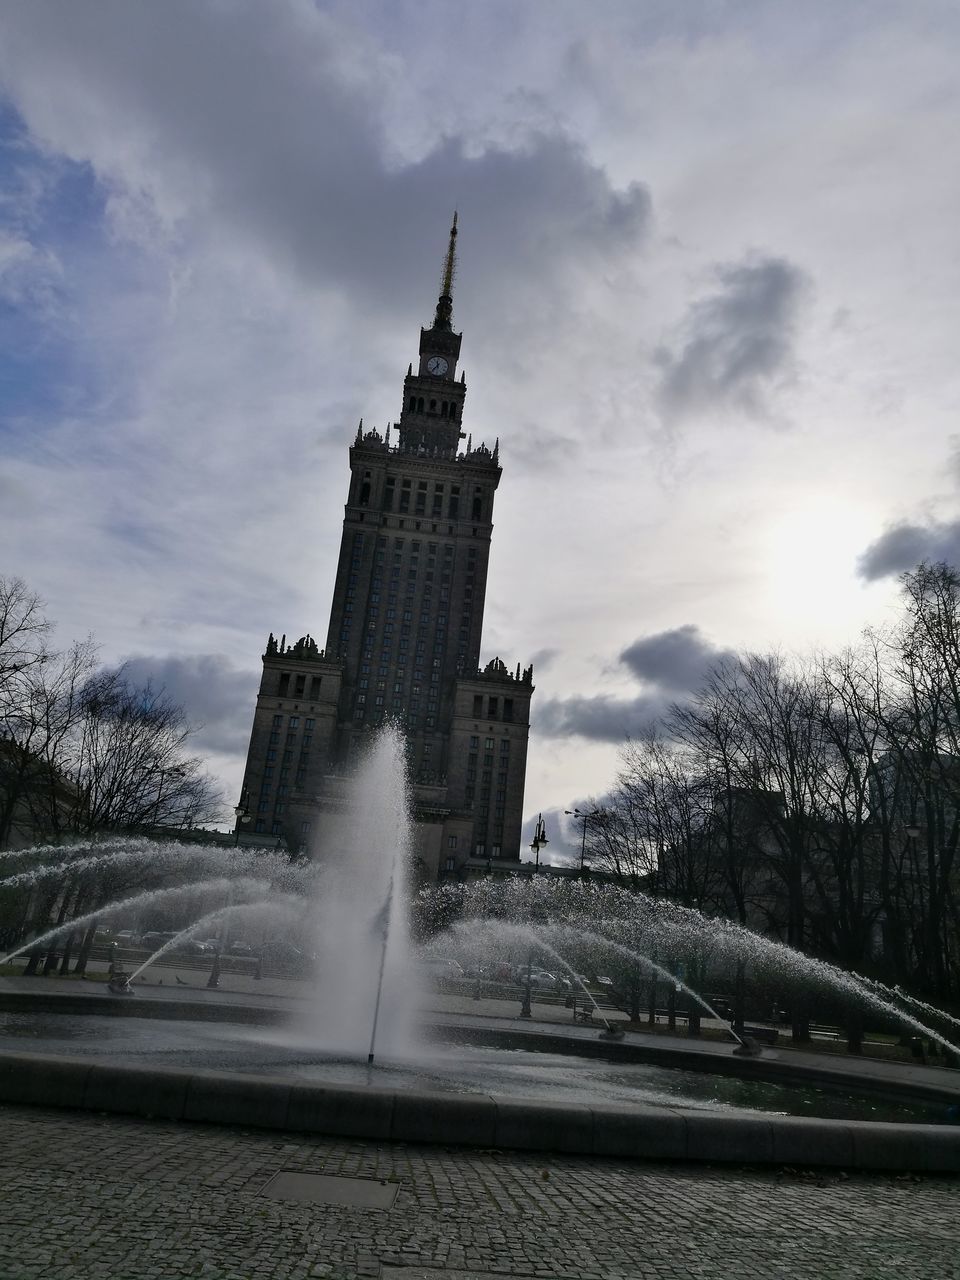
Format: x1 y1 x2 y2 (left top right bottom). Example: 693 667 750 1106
426 355 449 376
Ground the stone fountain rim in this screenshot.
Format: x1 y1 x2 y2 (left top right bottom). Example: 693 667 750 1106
0 1045 958 1173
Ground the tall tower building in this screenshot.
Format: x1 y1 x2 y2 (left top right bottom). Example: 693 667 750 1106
237 217 533 879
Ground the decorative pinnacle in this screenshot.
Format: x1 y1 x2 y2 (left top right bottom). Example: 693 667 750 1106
433 211 458 331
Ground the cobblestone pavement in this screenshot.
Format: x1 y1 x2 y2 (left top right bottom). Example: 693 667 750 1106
1 1105 959 1280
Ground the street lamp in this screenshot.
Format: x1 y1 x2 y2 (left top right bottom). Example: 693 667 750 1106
233 791 251 845
530 813 548 870
565 807 600 876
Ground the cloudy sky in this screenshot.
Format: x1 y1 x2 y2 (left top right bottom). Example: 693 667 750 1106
2 1 959 859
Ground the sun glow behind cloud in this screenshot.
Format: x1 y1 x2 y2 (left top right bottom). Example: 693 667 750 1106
762 496 889 644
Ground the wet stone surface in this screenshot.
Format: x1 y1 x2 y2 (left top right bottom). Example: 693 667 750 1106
0 1103 958 1279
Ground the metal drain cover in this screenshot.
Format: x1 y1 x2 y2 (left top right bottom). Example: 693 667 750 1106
382 1271 527 1279
260 1171 400 1209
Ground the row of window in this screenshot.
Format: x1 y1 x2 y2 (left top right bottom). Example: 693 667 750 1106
271 714 315 730
276 673 322 699
471 694 514 721
357 474 487 521
407 395 461 419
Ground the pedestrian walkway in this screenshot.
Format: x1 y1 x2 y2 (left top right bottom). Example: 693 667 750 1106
1 1102 957 1279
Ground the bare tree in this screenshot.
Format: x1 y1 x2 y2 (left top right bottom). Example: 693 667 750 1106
0 638 100 847
54 668 223 836
0 576 50 697
1 576 223 848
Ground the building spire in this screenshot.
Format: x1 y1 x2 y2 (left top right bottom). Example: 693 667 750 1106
432 211 458 332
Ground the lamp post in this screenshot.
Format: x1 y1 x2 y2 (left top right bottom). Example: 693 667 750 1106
530 813 548 870
233 791 251 845
565 807 600 876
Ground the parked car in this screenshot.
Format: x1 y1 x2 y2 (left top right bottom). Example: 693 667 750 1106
419 957 464 985
138 932 165 950
114 931 135 944
516 967 568 989
228 941 255 956
175 940 211 956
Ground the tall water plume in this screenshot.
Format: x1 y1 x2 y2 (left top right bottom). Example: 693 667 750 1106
300 723 419 1058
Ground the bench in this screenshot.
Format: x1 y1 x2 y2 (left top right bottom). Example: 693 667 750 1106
740 1025 779 1045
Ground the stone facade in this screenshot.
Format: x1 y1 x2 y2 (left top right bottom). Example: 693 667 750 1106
237 218 533 877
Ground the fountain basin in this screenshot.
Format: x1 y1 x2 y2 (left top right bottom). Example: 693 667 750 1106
1 987 959 1170
1 1045 959 1171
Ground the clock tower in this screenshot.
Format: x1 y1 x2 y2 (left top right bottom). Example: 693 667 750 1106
399 213 467 457
237 215 534 880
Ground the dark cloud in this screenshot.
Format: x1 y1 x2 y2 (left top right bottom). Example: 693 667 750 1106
0 4 651 329
529 646 560 672
857 520 960 581
535 624 733 742
619 624 735 692
118 653 259 756
655 254 808 423
534 691 667 742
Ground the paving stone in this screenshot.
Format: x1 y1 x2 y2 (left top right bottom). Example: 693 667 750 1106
0 1103 958 1279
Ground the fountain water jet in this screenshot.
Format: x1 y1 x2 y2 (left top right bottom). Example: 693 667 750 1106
299 723 420 1061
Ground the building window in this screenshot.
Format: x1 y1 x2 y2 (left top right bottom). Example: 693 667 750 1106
485 738 494 750
289 716 300 728
272 714 283 727
278 673 290 696
491 845 501 859
445 857 456 872
448 835 458 849
475 843 485 857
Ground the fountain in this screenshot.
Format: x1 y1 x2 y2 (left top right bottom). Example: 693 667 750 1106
1 724 960 1170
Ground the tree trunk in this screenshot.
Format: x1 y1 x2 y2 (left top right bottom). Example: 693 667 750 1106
73 923 98 976
732 962 746 1035
58 932 75 975
845 1009 864 1054
791 999 811 1044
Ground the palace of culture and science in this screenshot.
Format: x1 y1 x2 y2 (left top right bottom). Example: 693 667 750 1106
236 217 534 880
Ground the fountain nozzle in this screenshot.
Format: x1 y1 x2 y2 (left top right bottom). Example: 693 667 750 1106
732 1035 762 1057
